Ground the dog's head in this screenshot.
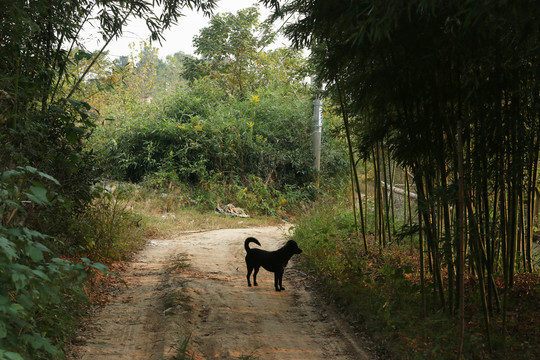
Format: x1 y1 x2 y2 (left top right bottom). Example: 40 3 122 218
285 240 303 255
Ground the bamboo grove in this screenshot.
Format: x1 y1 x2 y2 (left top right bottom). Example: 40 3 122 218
283 0 539 346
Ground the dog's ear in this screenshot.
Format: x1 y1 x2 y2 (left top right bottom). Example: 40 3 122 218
286 240 302 253
289 240 302 253
288 240 300 248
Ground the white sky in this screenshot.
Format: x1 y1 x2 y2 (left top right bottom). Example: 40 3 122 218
82 0 290 60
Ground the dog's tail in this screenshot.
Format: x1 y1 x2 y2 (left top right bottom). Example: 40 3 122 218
244 237 261 252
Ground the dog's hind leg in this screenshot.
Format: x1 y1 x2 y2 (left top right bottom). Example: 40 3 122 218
253 266 260 286
246 265 253 287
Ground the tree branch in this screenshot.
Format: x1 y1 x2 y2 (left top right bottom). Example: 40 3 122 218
67 8 132 100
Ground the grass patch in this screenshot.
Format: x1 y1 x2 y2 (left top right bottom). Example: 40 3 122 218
107 182 283 239
141 208 281 239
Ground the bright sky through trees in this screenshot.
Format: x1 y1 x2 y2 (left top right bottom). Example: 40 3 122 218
81 0 288 58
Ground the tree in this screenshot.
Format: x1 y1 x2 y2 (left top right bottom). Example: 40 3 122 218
188 6 276 97
282 0 540 353
158 51 193 91
0 1 255 358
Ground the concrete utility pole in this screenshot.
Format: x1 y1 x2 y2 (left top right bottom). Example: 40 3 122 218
312 98 323 186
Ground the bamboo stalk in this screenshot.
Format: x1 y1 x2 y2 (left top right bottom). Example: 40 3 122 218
337 81 368 252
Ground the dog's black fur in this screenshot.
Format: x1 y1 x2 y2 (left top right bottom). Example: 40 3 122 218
244 237 302 291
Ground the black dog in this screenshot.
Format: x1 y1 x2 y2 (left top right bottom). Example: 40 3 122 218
244 237 302 291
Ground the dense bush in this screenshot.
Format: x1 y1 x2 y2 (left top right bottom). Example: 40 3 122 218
65 184 146 261
90 72 349 218
87 7 349 215
94 80 319 188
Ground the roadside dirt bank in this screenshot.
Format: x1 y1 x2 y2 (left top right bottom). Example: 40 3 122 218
70 226 375 360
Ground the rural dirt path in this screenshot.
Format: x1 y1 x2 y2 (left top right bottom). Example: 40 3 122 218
71 226 373 360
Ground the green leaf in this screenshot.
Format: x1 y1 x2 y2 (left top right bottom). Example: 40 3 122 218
16 293 34 309
22 228 48 239
36 170 60 185
0 350 25 360
23 166 38 173
0 321 6 338
31 269 50 282
8 303 25 316
66 129 79 144
11 272 28 292
24 185 49 205
26 245 44 262
10 263 31 272
51 257 69 264
21 333 57 353
6 228 22 238
88 262 109 274
0 302 25 317
1 169 22 181
0 237 17 261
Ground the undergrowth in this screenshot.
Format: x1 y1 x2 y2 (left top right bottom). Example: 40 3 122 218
67 184 146 262
290 197 540 360
138 171 316 219
0 167 115 360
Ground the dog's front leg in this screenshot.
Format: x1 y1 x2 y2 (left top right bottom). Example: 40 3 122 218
274 272 280 291
274 271 285 291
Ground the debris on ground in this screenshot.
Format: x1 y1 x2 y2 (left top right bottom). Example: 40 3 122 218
215 203 249 218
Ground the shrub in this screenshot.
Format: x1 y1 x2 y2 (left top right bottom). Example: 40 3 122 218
0 167 111 359
65 183 145 261
94 87 315 186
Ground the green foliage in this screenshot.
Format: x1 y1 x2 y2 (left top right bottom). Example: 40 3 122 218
283 1 540 353
196 173 316 216
92 83 322 203
189 6 275 98
66 184 146 261
291 198 366 283
289 200 435 356
0 167 113 359
291 193 540 359
1 2 222 357
88 9 348 215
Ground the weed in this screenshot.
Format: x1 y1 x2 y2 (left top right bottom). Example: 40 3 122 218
161 254 192 313
236 352 259 360
169 336 193 360
167 254 190 273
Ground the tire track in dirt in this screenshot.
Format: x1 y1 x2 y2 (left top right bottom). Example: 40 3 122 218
71 226 373 360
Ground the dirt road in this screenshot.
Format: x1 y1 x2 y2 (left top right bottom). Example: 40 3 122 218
72 226 372 360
